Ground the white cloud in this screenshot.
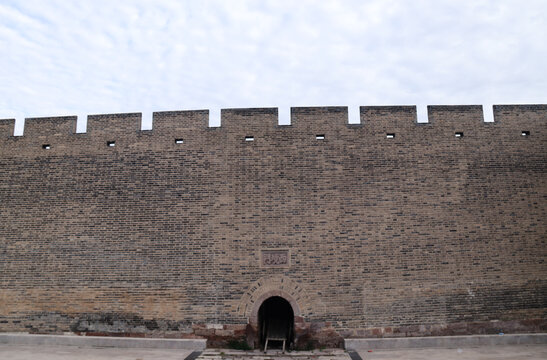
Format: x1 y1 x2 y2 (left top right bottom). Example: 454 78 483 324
0 0 546 133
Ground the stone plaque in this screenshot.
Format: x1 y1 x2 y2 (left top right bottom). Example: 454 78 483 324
261 249 289 267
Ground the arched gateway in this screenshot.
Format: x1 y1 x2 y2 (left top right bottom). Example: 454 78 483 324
258 296 294 350
246 288 302 349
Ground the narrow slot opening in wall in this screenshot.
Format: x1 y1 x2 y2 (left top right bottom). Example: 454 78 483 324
245 136 254 142
386 133 395 139
316 134 325 140
455 132 464 138
175 138 184 144
42 144 51 150
521 131 530 137
107 141 116 147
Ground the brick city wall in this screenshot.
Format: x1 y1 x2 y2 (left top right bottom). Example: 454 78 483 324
0 105 546 348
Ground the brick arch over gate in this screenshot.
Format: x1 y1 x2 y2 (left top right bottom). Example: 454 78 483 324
238 276 342 349
237 275 326 325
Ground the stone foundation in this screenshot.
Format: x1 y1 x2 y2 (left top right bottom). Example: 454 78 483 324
341 318 547 338
2 312 545 349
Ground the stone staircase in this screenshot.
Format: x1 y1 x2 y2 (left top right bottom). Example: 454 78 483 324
195 349 354 360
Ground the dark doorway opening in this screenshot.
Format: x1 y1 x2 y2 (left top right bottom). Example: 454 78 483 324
258 296 294 350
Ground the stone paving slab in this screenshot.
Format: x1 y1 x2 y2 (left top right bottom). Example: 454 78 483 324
0 333 207 350
345 333 547 350
0 344 194 360
0 346 350 360
357 344 547 360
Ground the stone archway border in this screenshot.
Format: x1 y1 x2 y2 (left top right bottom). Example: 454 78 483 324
236 276 339 349
236 275 326 325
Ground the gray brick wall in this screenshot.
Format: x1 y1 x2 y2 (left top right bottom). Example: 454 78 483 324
0 105 545 346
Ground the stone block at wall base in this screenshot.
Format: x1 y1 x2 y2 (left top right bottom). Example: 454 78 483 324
344 333 547 350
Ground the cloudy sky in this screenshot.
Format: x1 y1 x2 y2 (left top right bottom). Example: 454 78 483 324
1 0 546 134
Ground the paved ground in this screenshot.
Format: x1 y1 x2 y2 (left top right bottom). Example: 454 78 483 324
0 344 546 360
356 344 547 360
0 344 194 360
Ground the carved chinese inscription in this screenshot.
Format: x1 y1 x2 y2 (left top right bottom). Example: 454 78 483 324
261 249 289 267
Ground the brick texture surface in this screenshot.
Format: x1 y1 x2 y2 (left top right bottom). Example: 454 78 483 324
0 105 545 347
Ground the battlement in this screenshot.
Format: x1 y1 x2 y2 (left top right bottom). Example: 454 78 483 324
1 105 545 145
221 107 279 132
87 112 141 137
23 116 77 138
291 106 348 130
0 118 14 140
493 105 547 130
153 110 209 133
